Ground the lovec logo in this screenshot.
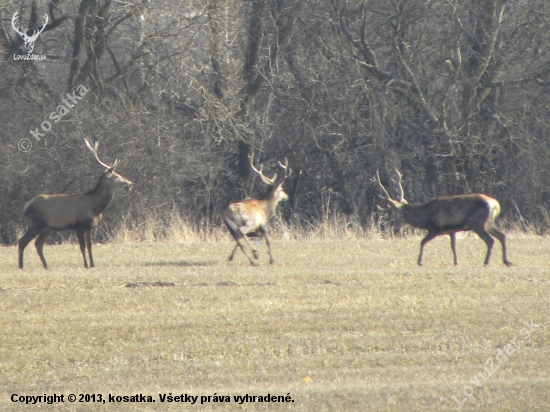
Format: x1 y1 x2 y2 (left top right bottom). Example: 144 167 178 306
11 11 48 60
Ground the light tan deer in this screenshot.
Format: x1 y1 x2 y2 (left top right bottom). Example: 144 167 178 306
223 155 291 265
376 169 512 267
18 139 133 269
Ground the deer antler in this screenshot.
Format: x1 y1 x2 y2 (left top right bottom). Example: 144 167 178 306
249 153 277 185
277 158 292 179
394 168 405 203
84 139 119 170
375 170 402 208
375 171 392 201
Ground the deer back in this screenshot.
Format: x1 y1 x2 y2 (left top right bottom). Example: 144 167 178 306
402 194 500 231
24 194 96 230
225 199 270 231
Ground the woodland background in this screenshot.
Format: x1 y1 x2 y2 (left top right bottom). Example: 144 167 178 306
1 0 550 244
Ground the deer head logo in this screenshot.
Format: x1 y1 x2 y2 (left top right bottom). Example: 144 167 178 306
11 12 48 54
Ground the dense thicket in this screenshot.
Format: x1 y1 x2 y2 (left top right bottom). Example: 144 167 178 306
1 0 550 244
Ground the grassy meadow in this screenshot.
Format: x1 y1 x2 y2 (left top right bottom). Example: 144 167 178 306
1 233 549 411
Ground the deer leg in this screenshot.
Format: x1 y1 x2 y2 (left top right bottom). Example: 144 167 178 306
487 227 513 267
76 229 89 268
472 228 495 266
449 232 458 266
225 223 257 265
240 233 259 259
85 230 94 268
259 227 275 264
228 244 239 261
34 227 52 269
418 232 437 266
224 221 239 261
18 227 41 269
234 238 258 266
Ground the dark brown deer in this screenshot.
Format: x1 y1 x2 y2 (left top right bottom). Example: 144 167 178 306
376 169 512 267
18 139 133 269
223 155 291 265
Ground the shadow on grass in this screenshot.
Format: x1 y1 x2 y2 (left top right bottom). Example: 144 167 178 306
192 281 277 287
144 260 215 267
125 281 176 288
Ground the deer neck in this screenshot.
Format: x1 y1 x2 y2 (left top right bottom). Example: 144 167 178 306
264 196 284 220
257 185 275 217
401 203 428 229
86 175 115 215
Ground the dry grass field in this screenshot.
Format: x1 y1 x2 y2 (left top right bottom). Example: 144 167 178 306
1 234 549 411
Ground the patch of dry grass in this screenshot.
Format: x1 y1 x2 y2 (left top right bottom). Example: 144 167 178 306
1 234 549 411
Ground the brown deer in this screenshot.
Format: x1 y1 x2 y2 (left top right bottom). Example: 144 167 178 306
18 139 133 269
223 155 291 265
375 169 512 267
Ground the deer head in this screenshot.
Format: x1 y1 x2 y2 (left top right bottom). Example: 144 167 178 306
250 154 292 202
375 169 408 234
84 139 133 193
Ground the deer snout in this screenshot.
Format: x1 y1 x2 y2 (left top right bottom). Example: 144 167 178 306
115 175 133 192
